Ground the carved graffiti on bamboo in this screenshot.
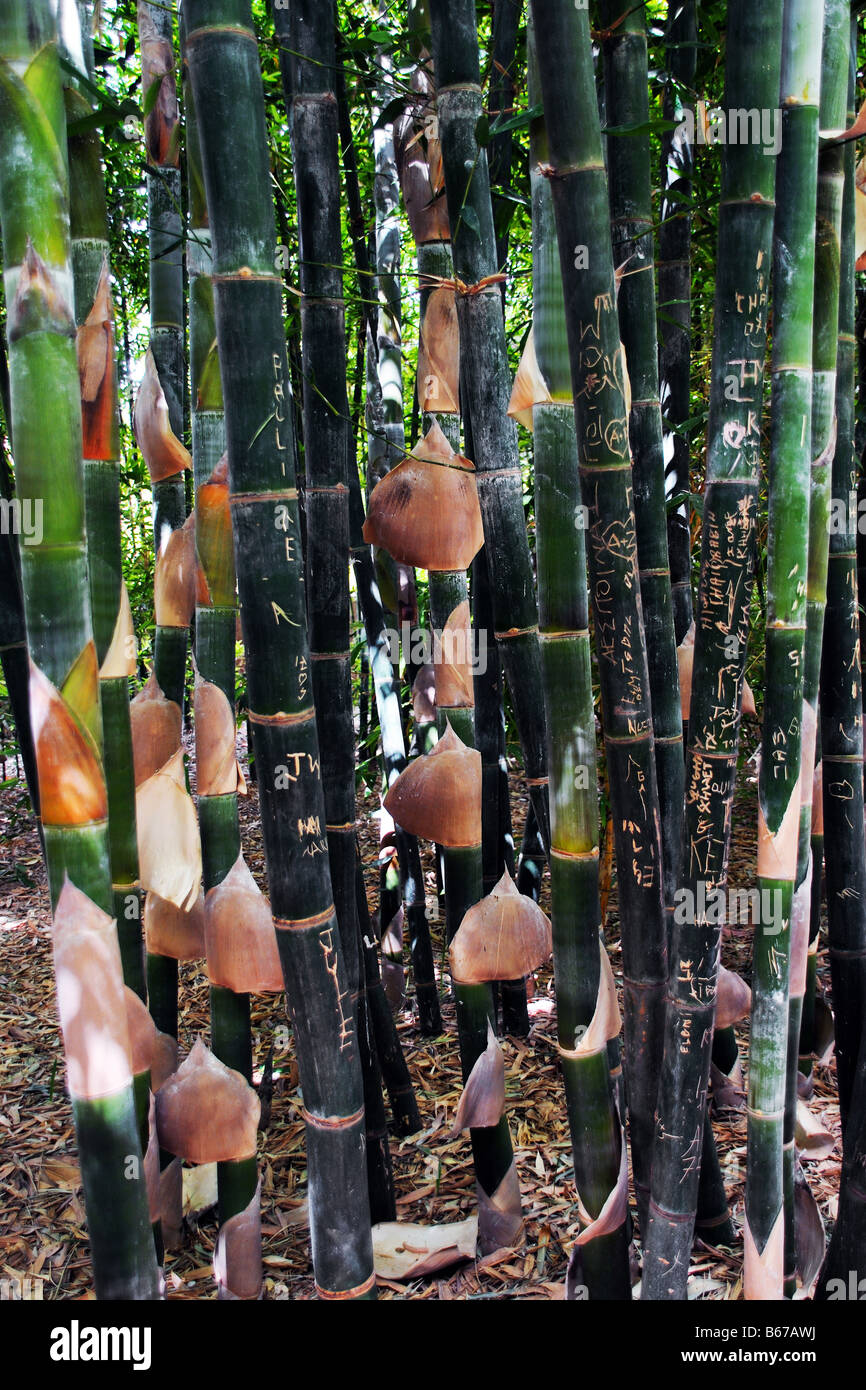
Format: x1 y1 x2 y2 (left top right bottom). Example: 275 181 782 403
274 499 300 573
577 294 629 465
585 481 650 731
319 924 354 1052
272 353 288 474
699 495 756 691
677 946 719 1008
276 751 320 781
734 249 767 349
621 752 659 889
686 753 732 882
768 713 800 782
295 653 308 703
681 1123 704 1183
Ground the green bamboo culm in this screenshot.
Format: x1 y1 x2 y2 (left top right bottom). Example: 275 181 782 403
487 0 521 280
530 0 667 1229
136 0 187 710
416 421 520 1241
179 9 257 1239
65 44 146 1002
659 0 697 644
431 702 522 1257
279 0 395 1225
333 23 440 1042
136 0 187 1034
817 984 866 1293
816 71 866 1293
527 17 630 1301
744 0 822 1304
817 11 866 1147
348 455 442 1057
459 384 526 1034
0 0 158 1299
796 0 851 1106
598 0 684 936
599 10 731 1228
427 0 550 858
478 3 525 1036
183 0 375 1300
640 2 783 1298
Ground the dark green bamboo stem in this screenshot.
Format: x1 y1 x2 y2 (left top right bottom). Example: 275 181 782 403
531 0 667 1230
138 0 186 1103
458 381 524 1034
282 0 395 1225
428 0 550 858
643 1 784 1297
516 800 545 902
816 1004 866 1294
333 30 440 1038
746 0 822 1303
599 0 684 930
659 0 697 644
472 543 525 1035
349 464 441 1038
820 32 866 1144
355 854 422 1136
137 1 187 711
488 0 523 283
527 21 630 1296
181 14 255 1231
184 0 375 1300
438 706 521 1254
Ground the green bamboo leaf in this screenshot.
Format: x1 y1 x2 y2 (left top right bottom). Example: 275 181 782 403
57 52 122 114
488 102 542 136
374 94 406 129
602 117 679 137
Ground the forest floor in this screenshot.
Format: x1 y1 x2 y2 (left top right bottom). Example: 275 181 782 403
0 717 843 1301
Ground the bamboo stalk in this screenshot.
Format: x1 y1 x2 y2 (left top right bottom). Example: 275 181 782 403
405 9 526 1034
0 0 158 1299
641 2 783 1298
409 695 522 1254
136 1 187 711
820 24 866 1151
428 0 550 858
659 0 697 644
488 0 523 284
530 0 668 1228
335 31 441 1037
348 459 442 1045
135 0 187 1038
599 0 685 929
745 0 822 1303
66 49 145 1002
280 0 395 1227
184 0 375 1299
179 14 259 1269
527 18 630 1299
